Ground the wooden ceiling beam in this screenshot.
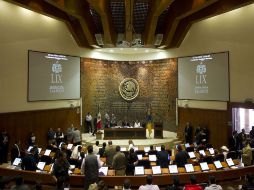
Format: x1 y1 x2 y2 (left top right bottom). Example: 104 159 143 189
125 0 134 42
86 0 116 46
162 0 218 48
168 0 254 48
143 0 174 45
45 0 96 47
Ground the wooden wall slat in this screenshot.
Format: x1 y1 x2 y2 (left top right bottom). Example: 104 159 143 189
177 107 228 148
0 108 81 150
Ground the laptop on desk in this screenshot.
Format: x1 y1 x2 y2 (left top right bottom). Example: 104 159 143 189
99 166 108 176
135 166 145 176
200 162 209 171
168 165 178 174
185 164 194 173
226 158 235 167
188 152 196 159
152 166 161 175
214 160 223 169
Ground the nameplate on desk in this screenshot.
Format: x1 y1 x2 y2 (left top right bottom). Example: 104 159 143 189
44 149 51 156
226 158 235 167
37 162 46 170
214 161 223 169
185 164 194 173
152 166 161 175
12 158 21 166
144 147 150 153
199 150 206 156
135 166 144 175
137 154 143 160
168 165 178 174
67 144 73 150
200 162 209 171
208 148 214 155
149 155 157 162
99 166 108 176
188 152 196 159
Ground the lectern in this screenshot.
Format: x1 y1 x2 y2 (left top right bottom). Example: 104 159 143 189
154 122 163 138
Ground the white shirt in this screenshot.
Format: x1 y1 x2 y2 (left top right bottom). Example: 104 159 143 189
86 114 92 122
93 145 100 155
204 184 223 190
138 184 160 190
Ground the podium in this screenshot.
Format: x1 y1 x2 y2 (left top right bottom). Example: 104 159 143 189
154 122 163 139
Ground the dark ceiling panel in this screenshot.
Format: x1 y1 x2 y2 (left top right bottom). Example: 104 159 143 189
133 1 149 34
110 0 125 33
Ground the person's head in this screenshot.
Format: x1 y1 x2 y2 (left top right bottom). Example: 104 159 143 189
123 178 131 189
128 139 133 145
177 144 182 151
252 126 254 130
97 180 108 190
96 141 99 146
161 145 165 151
233 130 237 136
209 176 216 184
78 146 82 152
57 128 61 132
172 176 179 186
146 175 153 185
108 140 112 146
87 145 93 154
116 145 120 152
102 142 107 148
242 128 245 133
129 148 134 154
190 175 197 184
150 145 154 150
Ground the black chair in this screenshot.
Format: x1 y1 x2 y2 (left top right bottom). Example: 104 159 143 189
186 147 194 152
148 150 157 155
137 160 151 169
203 156 214 164
227 151 237 159
214 153 224 162
40 155 53 165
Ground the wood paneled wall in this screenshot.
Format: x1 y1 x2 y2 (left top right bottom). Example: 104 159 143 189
0 108 81 149
177 107 228 148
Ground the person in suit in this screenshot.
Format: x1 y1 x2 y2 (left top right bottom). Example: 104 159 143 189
126 148 138 175
99 142 107 157
0 130 9 164
11 140 21 164
104 140 116 167
72 128 81 146
81 145 102 190
21 148 38 171
229 130 238 151
242 141 253 166
250 126 254 139
174 144 189 167
184 122 193 144
238 129 247 150
112 145 127 176
156 145 169 168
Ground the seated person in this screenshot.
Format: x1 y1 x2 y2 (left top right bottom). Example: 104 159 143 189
156 145 169 168
138 174 159 190
71 145 82 159
242 174 254 190
134 120 141 128
93 141 100 155
123 178 131 190
166 176 183 190
184 175 203 190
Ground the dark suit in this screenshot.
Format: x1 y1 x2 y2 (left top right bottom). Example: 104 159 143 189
21 154 37 171
175 150 189 167
184 125 193 144
156 150 169 168
11 144 20 164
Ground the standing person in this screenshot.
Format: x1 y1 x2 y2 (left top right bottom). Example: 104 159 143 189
104 112 110 128
51 151 70 189
250 126 254 139
112 146 127 176
11 140 21 164
146 109 153 138
55 128 64 147
96 112 102 130
242 141 253 166
81 145 102 190
174 144 189 167
99 142 107 157
128 140 135 151
0 130 9 164
27 132 36 147
184 122 193 144
104 140 116 167
138 175 159 190
72 127 81 146
126 148 138 175
110 114 117 127
85 112 93 133
156 145 169 168
21 148 38 171
47 128 56 145
92 114 97 136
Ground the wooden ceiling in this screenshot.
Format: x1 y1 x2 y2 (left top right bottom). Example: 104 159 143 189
5 0 254 49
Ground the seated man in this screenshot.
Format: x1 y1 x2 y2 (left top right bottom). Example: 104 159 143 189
174 144 189 167
21 148 38 171
138 174 160 190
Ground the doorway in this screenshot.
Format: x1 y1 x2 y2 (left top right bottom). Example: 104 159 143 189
232 107 254 133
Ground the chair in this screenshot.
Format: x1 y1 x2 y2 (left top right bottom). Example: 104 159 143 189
135 150 145 156
137 160 151 169
186 147 194 152
203 156 214 164
214 153 224 162
148 150 157 155
227 151 237 159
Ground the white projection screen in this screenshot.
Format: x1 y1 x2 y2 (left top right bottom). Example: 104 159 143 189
28 51 80 101
178 52 229 101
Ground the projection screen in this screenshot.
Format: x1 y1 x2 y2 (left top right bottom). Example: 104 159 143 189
178 52 229 101
28 50 80 101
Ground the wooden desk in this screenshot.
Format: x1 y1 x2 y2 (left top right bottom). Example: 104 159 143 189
104 128 146 139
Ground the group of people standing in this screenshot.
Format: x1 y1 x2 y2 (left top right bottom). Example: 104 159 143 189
184 122 209 145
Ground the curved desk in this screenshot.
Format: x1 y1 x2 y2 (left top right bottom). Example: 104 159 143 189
104 127 146 139
1 165 253 188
